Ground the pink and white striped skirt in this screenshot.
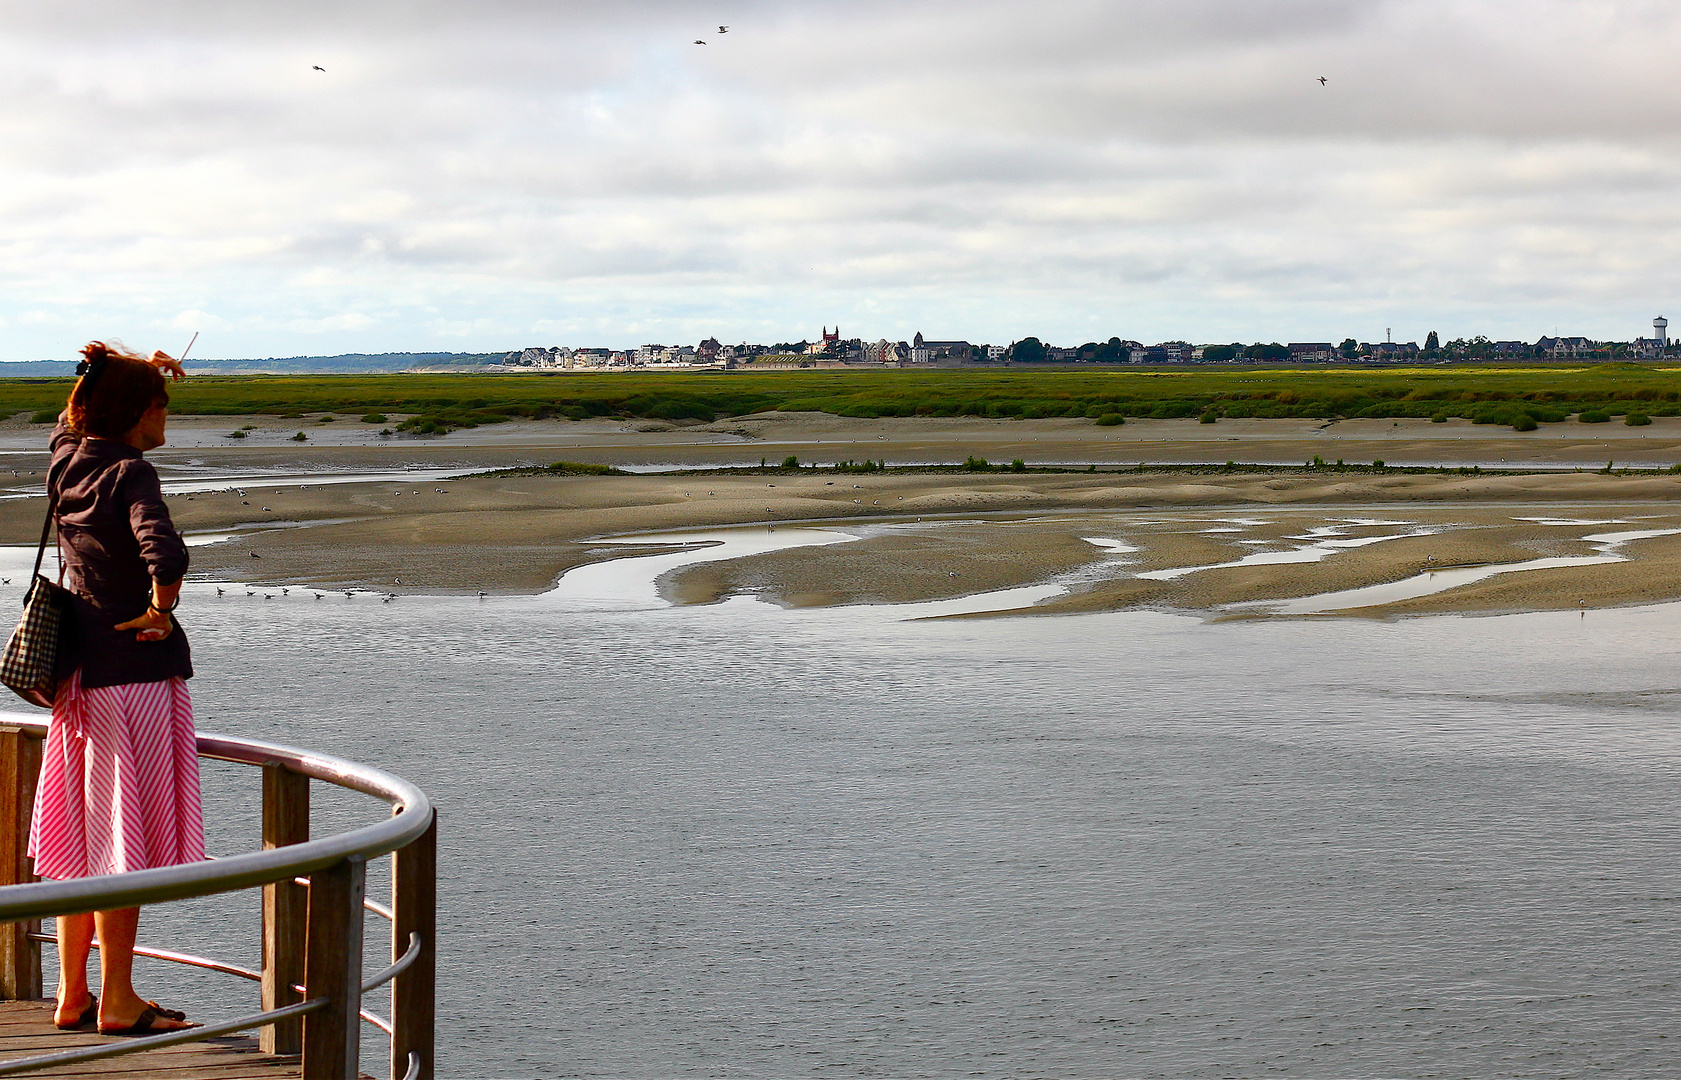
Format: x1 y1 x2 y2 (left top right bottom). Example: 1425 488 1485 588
28 671 205 881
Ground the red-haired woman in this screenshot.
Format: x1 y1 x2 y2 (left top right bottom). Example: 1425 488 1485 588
31 342 201 1035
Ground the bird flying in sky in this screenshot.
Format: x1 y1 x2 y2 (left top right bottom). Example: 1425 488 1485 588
694 39 706 45
313 65 325 72
1318 76 1327 85
719 25 729 32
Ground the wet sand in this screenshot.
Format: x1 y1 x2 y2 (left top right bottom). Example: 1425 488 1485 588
658 506 1681 619
3 411 1681 618
3 409 1681 469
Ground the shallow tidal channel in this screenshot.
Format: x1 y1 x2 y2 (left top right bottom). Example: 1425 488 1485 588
20 533 1681 1077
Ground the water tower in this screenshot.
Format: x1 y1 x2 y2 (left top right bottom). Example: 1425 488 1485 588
1656 316 1668 349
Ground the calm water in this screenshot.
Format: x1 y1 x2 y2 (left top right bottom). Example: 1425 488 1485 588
58 547 1681 1078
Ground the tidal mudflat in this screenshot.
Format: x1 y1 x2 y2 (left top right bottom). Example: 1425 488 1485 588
4 412 1681 618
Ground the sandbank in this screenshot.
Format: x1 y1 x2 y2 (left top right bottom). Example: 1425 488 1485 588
1 411 1680 619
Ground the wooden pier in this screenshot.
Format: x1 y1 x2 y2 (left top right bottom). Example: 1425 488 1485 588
0 1000 318 1077
0 722 434 1080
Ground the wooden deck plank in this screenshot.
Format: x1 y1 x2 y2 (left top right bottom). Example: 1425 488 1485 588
0 1035 262 1054
0 1002 309 1079
9 1054 303 1077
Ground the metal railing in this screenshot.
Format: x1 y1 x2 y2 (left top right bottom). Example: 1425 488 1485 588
0 713 435 1080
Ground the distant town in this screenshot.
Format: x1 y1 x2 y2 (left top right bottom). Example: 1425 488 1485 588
494 319 1678 371
1 319 1673 378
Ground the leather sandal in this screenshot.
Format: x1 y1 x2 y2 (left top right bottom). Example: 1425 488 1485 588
99 1001 192 1037
54 995 96 1031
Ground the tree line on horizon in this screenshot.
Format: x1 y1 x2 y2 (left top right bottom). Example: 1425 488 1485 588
1004 331 1660 363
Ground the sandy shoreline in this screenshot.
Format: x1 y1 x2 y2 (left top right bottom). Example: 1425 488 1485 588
3 410 1681 619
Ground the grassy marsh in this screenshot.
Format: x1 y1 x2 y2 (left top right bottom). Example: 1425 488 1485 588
4 363 1681 431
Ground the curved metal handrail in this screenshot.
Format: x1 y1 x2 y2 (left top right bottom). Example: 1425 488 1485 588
365 933 423 995
26 931 265 983
25 931 400 1033
0 709 435 1078
0 712 431 921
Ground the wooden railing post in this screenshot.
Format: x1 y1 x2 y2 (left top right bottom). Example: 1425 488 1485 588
0 726 41 1001
261 764 309 1055
302 854 366 1080
391 808 436 1080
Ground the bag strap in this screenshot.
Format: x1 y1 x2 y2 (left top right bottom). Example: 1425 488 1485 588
30 476 57 582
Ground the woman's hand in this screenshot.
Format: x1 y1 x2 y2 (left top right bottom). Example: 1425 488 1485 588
116 581 179 642
146 351 186 381
113 606 173 642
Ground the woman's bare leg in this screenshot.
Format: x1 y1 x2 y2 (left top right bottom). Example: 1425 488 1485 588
94 908 192 1032
52 913 94 1026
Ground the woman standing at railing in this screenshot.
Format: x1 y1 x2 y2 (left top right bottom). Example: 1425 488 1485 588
31 342 201 1036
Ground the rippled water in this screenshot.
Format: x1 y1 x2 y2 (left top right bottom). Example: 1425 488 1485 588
32 547 1681 1078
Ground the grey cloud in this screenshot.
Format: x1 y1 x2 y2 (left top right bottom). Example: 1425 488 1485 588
1 0 1680 357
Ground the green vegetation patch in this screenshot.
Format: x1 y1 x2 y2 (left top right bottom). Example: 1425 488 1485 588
0 364 1677 433
473 461 628 477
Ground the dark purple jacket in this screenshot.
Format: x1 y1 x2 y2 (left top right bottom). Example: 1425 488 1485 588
48 422 192 689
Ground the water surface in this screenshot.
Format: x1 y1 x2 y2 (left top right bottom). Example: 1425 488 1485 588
13 522 1680 1078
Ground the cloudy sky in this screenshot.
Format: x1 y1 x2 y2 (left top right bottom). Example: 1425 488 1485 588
3 0 1680 359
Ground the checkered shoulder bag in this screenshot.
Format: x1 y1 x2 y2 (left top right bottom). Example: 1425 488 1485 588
0 489 73 709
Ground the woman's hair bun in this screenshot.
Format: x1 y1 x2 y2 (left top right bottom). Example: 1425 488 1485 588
66 342 168 440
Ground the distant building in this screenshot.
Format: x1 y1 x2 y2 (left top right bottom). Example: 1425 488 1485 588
506 347 565 367
805 327 843 356
1536 336 1599 359
861 339 911 364
648 346 696 365
911 332 975 363
1490 341 1530 357
1633 317 1668 359
1287 343 1335 361
1361 341 1420 359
